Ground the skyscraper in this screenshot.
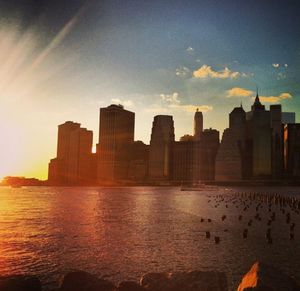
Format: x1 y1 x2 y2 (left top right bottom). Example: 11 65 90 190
67 127 93 184
97 104 135 183
173 139 198 183
284 124 300 178
246 93 272 177
148 115 175 181
194 109 203 141
216 105 246 181
48 121 93 185
270 105 284 178
201 128 219 180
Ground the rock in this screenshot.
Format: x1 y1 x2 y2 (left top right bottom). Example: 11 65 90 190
140 270 228 291
168 271 228 291
237 261 300 291
140 272 170 290
0 275 41 291
116 281 145 291
59 271 115 291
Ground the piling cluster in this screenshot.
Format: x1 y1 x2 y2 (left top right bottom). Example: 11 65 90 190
204 190 300 245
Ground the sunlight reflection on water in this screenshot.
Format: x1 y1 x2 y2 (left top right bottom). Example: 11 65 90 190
0 186 300 290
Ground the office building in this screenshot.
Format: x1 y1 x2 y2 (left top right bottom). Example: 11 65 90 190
97 104 135 183
148 115 175 181
48 121 93 185
216 105 246 181
284 124 300 178
194 109 203 141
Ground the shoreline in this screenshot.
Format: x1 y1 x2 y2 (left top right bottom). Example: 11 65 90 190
0 262 299 291
2 181 300 188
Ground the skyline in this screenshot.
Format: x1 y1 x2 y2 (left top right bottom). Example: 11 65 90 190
0 0 300 179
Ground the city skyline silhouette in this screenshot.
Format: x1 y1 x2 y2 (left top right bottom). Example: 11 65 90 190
0 0 300 180
1 2 300 291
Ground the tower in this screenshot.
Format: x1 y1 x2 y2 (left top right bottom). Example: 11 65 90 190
97 104 135 182
48 121 93 185
148 115 175 181
216 105 246 181
247 93 272 177
194 109 203 141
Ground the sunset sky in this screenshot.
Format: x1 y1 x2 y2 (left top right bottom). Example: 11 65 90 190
0 0 299 180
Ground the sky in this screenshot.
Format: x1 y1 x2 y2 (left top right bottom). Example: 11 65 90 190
0 0 299 180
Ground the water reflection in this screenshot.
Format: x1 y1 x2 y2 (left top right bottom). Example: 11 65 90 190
0 186 299 290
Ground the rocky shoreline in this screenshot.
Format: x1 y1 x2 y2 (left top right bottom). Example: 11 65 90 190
0 261 299 291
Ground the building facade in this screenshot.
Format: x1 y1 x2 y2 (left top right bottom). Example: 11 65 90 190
48 121 93 185
284 124 300 178
148 115 175 181
97 104 135 183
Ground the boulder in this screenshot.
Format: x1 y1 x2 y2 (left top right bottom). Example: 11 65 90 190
116 281 145 291
59 271 115 291
140 270 228 291
237 261 300 291
0 275 41 291
168 270 228 291
140 272 170 290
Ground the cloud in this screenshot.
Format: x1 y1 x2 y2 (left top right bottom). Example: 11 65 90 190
227 87 254 98
284 64 288 68
259 93 292 103
277 72 286 80
193 65 242 79
111 98 134 107
170 104 213 113
186 46 194 53
159 92 213 113
175 66 190 77
160 92 180 104
272 63 280 68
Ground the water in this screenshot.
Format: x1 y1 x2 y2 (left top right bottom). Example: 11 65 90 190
0 186 300 290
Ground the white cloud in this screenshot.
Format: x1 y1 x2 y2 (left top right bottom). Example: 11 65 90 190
284 64 288 68
193 65 242 79
159 92 212 113
170 103 213 113
272 63 280 68
226 87 254 98
186 46 194 53
258 92 292 103
175 66 190 77
111 98 134 107
160 92 180 104
277 72 287 80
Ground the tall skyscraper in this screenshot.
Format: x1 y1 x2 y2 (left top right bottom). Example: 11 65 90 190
148 115 175 181
282 112 296 124
57 121 81 161
97 104 135 182
201 128 219 180
48 121 93 185
246 94 272 177
194 109 203 141
67 127 93 184
284 124 300 178
173 139 198 183
270 105 284 178
128 141 149 181
216 105 246 181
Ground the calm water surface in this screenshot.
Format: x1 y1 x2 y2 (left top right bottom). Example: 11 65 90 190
0 186 300 290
